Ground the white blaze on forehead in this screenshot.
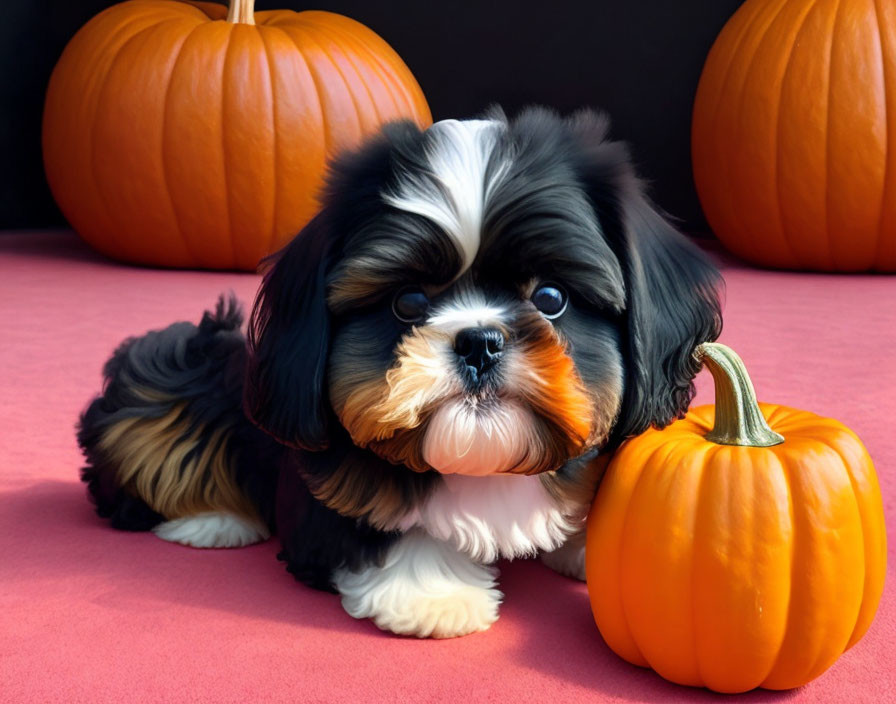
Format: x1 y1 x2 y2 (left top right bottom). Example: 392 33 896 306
425 287 508 335
427 305 506 333
383 119 507 275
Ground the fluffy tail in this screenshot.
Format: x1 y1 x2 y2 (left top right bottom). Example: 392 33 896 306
77 295 280 532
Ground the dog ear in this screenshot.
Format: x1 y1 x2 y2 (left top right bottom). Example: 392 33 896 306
244 211 336 450
568 110 723 444
244 122 420 450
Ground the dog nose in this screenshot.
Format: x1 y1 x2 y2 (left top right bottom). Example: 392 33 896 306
454 327 505 378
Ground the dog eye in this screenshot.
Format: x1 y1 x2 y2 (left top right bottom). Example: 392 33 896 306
531 283 568 319
392 287 430 323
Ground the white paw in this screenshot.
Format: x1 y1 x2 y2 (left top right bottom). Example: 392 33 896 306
364 584 501 639
334 529 502 639
540 530 586 581
152 512 270 548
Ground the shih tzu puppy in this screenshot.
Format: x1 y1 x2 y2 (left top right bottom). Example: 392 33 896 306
78 107 721 639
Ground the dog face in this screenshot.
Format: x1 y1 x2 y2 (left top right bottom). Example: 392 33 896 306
328 275 623 477
245 108 721 478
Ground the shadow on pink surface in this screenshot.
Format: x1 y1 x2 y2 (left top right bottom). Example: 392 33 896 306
3 480 810 702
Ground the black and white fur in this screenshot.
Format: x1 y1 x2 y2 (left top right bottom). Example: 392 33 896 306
79 107 721 638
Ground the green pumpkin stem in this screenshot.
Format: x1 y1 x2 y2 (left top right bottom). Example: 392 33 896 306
227 0 256 25
696 342 784 447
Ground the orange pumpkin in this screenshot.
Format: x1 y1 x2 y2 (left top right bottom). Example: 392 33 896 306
43 0 431 270
692 0 896 272
586 343 887 693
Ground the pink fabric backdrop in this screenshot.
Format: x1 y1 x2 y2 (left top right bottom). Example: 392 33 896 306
1 232 893 703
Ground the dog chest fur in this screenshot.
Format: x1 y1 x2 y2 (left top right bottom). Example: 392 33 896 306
398 473 582 563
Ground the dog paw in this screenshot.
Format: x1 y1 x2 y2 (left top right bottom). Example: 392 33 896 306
152 512 269 548
334 529 502 638
368 584 501 639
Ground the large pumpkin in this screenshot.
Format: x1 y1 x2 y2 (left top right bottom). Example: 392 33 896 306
586 343 886 693
692 0 896 272
43 0 431 270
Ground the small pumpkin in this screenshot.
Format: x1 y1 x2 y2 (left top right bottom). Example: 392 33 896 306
692 0 896 271
586 343 886 693
43 0 431 270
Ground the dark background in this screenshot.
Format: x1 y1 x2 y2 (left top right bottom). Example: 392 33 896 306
1 0 745 234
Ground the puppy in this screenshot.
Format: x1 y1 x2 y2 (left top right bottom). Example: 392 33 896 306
78 107 721 639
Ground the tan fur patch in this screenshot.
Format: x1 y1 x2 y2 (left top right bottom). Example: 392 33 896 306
490 313 621 475
327 263 392 314
366 428 432 474
98 404 258 521
510 315 608 449
304 447 436 529
339 325 459 446
127 385 179 405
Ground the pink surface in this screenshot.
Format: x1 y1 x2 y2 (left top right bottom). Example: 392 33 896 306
1 231 893 703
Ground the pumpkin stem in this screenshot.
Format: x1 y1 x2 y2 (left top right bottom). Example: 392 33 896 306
226 0 255 25
696 342 784 447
